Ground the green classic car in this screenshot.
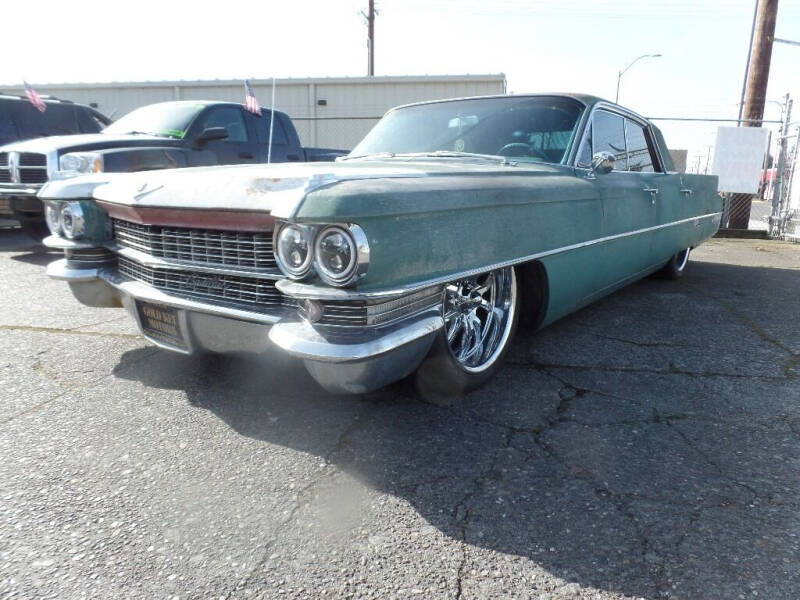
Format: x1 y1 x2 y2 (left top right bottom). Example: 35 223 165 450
40 94 721 398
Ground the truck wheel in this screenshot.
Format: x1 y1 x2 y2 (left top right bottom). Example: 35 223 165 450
19 220 50 243
658 248 691 280
415 266 519 404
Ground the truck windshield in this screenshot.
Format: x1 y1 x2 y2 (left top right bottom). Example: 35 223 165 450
351 96 584 164
103 103 206 138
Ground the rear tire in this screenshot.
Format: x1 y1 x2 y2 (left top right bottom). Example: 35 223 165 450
658 248 690 280
415 266 519 405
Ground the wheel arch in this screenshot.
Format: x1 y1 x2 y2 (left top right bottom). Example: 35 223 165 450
516 259 549 330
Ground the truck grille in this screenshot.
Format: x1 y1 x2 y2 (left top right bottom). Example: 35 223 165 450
113 219 277 270
0 152 49 185
117 255 292 313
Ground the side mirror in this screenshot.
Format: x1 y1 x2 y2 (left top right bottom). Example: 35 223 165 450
195 127 229 144
591 151 616 175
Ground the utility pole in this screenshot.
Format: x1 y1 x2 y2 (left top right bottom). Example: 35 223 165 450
729 0 780 229
367 0 375 76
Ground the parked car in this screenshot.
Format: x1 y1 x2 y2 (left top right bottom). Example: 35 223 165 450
0 100 346 239
40 93 721 399
0 94 111 230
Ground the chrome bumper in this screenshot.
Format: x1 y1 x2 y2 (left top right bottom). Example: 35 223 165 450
47 258 442 393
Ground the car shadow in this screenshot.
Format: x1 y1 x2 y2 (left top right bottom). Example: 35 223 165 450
0 228 54 265
110 260 800 598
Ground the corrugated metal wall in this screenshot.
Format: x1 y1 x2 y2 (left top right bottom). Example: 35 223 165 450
2 75 505 149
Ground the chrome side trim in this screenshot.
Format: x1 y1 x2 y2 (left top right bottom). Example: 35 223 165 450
278 212 723 301
269 311 444 362
110 245 284 280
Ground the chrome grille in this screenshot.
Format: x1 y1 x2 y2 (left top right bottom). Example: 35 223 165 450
0 153 9 183
20 169 48 184
113 219 277 270
117 256 292 313
19 153 47 167
0 152 48 185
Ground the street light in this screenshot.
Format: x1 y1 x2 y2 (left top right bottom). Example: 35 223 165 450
615 54 661 103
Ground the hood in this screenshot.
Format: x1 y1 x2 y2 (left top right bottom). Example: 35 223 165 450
0 133 182 155
91 159 564 216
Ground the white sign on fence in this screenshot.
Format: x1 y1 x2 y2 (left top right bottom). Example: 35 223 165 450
710 126 769 194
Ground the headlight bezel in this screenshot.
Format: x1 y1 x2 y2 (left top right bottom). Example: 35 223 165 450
45 201 62 236
313 224 370 287
58 152 104 176
274 223 316 279
60 202 86 240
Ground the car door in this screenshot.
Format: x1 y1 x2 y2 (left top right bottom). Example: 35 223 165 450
623 117 683 271
188 106 258 165
574 109 658 294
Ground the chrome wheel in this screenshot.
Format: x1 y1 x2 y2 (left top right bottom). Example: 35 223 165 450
676 248 690 272
442 267 517 373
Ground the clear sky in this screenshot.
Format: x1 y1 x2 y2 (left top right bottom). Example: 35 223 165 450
4 0 800 166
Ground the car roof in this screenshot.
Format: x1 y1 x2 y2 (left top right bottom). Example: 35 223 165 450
136 100 288 116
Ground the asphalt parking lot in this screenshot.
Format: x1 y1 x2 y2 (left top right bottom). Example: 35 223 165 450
1 228 799 600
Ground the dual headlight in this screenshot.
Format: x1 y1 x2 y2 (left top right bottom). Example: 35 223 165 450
58 152 104 177
45 200 86 240
274 222 369 287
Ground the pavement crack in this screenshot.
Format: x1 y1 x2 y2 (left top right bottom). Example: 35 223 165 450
589 331 681 348
505 360 788 381
0 324 142 340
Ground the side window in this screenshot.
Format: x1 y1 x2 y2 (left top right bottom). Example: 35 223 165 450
76 108 105 133
592 111 627 171
254 112 288 145
624 119 658 172
197 107 249 142
576 122 592 166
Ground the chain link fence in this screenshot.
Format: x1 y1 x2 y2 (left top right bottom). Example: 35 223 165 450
291 117 382 152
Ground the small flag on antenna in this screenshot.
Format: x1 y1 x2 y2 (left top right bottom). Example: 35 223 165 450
243 80 261 115
23 81 46 113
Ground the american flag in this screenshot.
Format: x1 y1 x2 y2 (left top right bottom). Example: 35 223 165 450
23 81 46 113
243 80 261 115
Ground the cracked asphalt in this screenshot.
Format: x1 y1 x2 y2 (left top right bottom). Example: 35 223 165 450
1 227 799 600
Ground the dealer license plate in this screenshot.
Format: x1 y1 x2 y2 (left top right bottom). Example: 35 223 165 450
136 301 187 350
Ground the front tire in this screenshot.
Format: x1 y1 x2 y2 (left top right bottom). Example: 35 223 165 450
415 266 519 404
658 248 691 280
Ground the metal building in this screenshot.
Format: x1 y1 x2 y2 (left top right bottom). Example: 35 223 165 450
2 75 506 149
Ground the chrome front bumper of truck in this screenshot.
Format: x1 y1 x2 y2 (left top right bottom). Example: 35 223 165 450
0 185 43 218
46 253 443 394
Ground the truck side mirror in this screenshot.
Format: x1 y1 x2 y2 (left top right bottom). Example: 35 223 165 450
591 151 616 175
196 127 229 144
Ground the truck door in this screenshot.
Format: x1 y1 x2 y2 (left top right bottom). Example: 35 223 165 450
188 106 258 165
253 111 292 163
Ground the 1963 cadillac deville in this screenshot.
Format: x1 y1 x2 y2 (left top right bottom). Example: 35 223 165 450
40 94 721 398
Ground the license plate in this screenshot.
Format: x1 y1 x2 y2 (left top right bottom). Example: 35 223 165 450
136 301 187 350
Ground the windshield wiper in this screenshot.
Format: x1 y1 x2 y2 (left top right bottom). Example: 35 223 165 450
339 152 396 161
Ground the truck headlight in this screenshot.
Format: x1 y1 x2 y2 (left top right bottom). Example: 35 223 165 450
60 202 86 239
313 224 369 286
58 152 104 176
275 223 315 278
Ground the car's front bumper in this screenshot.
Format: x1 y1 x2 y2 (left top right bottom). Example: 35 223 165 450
0 184 44 219
46 256 443 394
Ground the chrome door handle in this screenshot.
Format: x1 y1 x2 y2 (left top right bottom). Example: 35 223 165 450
680 188 693 195
643 187 658 205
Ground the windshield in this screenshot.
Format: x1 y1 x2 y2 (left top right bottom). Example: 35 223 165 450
103 103 206 138
351 96 584 164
